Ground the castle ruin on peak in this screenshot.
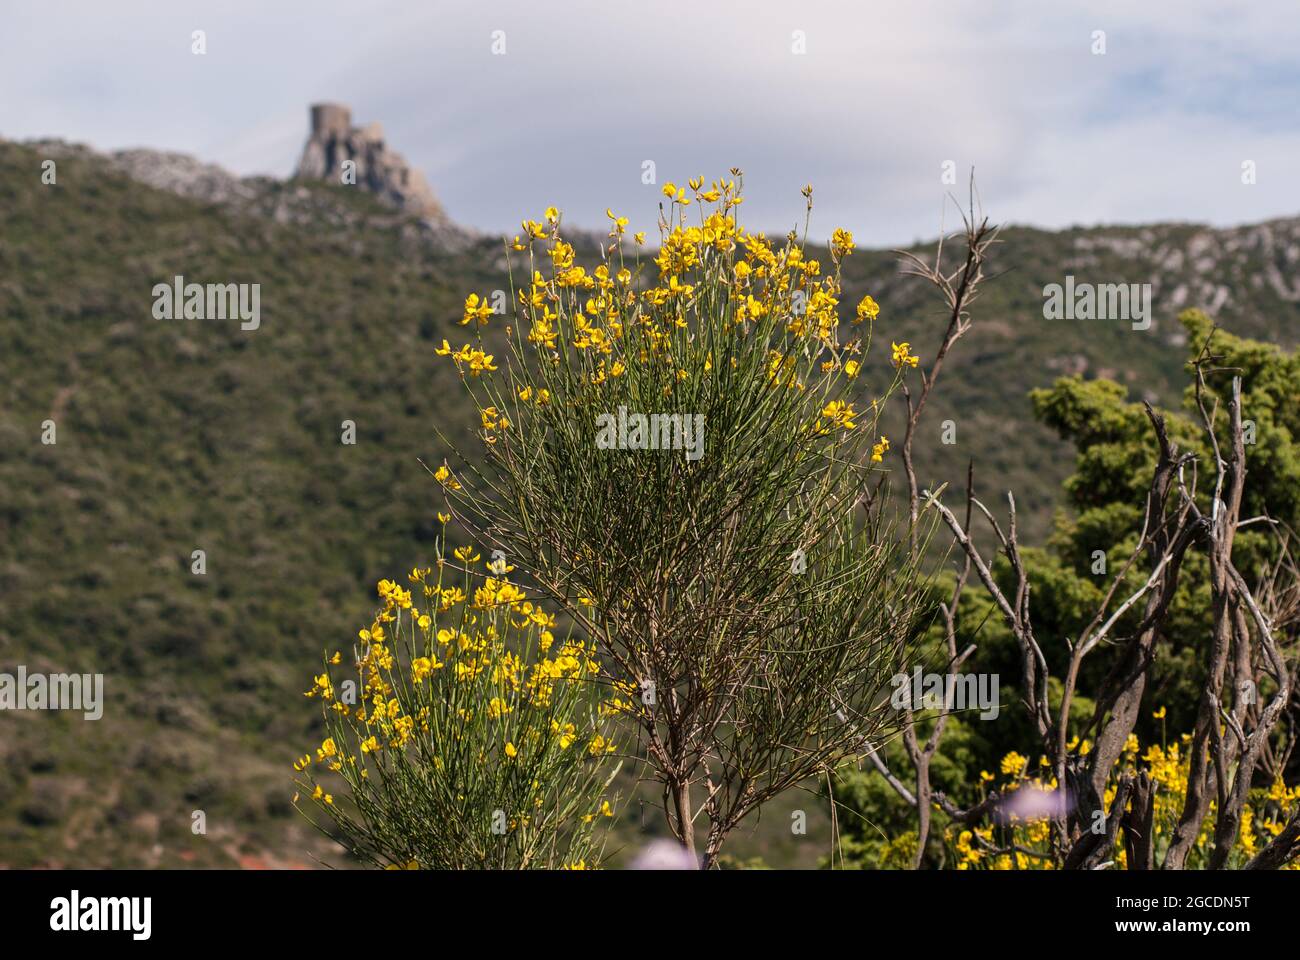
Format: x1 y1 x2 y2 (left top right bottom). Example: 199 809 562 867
295 103 447 222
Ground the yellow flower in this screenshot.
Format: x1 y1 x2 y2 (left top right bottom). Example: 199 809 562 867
453 545 481 564
434 464 462 491
843 359 860 379
871 435 890 462
551 720 576 749
819 400 858 432
855 295 880 323
891 341 919 368
448 344 498 376
831 228 855 260
411 655 442 682
377 578 413 609
661 182 689 204
504 741 518 759
1000 751 1027 777
460 293 493 327
479 406 511 441
304 672 334 700
1153 705 1167 719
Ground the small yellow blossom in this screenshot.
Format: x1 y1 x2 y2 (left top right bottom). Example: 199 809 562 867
891 341 919 368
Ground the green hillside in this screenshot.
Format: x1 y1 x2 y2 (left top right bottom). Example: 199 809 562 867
0 140 501 866
1 138 1297 866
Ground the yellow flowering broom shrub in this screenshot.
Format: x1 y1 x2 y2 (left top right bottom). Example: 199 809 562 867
432 174 934 866
294 547 621 869
945 730 1300 870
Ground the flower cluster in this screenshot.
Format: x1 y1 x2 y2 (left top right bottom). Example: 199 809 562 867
945 718 1299 870
435 172 919 455
294 532 623 869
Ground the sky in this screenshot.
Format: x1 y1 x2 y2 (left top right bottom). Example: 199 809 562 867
3 0 1298 244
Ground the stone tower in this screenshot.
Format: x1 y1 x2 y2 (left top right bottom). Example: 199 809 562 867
310 103 352 139
296 103 446 221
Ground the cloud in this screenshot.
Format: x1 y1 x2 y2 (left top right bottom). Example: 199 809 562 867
2 0 1296 243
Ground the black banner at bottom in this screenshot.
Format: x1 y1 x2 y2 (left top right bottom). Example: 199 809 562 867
0 868 1282 945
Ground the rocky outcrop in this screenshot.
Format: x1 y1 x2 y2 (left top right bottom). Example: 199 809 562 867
23 125 476 253
295 103 447 223
24 139 268 207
